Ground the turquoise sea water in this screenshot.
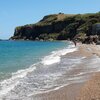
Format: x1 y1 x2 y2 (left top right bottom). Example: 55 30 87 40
0 41 70 80
1 41 100 100
0 40 79 99
0 41 100 100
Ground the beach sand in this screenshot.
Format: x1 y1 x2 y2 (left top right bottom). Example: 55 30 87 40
78 72 100 100
77 44 100 100
32 44 100 100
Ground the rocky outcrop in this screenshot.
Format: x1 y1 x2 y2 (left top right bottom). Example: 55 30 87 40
10 12 100 41
92 23 100 35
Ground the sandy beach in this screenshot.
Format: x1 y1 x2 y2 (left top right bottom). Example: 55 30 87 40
77 44 100 100
1 1 100 100
78 72 100 100
32 43 100 100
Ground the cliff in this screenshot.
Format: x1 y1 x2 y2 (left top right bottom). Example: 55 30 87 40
11 12 100 41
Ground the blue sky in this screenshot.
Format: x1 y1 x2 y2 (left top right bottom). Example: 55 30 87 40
0 0 100 39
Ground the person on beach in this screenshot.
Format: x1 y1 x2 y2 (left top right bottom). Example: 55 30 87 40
72 40 76 46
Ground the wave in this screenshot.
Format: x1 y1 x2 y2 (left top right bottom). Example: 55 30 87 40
0 64 36 98
42 44 77 65
0 43 77 98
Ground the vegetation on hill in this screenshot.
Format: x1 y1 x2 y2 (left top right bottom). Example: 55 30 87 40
10 12 100 41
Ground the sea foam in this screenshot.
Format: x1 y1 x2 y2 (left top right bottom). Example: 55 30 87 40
0 65 36 98
42 45 77 65
0 43 77 99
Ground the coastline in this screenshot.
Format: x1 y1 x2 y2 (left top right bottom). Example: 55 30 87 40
32 43 100 100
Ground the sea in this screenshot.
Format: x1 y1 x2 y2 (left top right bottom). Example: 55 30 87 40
0 41 100 100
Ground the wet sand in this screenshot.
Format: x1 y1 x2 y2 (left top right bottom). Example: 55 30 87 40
77 44 100 100
32 83 84 100
32 44 100 100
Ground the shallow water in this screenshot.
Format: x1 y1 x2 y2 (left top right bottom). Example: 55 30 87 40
0 41 69 80
0 40 76 99
0 41 100 100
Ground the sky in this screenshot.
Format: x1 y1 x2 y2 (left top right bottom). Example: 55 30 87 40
0 0 100 39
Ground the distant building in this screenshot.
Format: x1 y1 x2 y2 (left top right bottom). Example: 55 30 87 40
59 12 64 14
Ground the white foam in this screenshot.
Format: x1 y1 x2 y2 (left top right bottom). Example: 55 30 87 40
42 45 77 65
28 83 69 97
0 44 77 98
0 65 36 98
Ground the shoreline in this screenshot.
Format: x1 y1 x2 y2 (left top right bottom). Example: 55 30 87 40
32 43 100 100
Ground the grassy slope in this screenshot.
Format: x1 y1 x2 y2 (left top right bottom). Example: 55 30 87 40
11 12 100 40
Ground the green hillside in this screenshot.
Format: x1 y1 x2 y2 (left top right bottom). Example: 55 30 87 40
11 12 100 41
